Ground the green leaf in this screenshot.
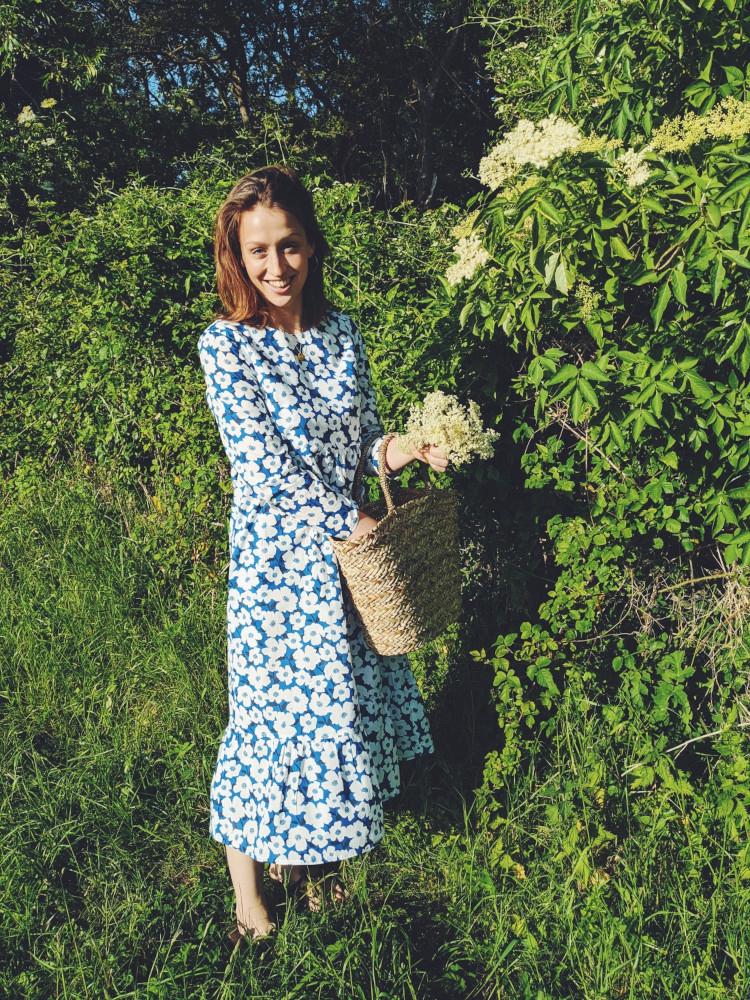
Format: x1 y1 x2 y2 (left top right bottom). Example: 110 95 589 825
651 283 672 330
536 198 563 225
554 260 569 295
570 387 582 422
711 257 726 304
547 363 579 386
718 170 750 203
578 378 599 407
685 371 714 401
610 235 635 260
670 267 688 306
580 361 609 381
722 249 750 269
705 202 722 227
544 252 560 285
609 420 625 449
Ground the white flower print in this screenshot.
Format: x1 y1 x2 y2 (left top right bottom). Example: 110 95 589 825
199 311 434 863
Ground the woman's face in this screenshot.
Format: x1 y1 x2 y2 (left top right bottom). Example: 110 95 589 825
238 204 315 319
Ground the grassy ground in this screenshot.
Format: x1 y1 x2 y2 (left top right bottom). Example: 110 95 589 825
1 462 748 998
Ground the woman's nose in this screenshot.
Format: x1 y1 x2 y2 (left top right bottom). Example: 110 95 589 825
266 250 284 275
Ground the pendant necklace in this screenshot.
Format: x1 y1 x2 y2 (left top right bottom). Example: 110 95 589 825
287 331 305 364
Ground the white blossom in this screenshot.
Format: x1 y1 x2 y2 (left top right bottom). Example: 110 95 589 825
445 232 490 286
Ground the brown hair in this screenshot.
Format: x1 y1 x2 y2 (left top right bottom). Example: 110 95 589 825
212 164 332 329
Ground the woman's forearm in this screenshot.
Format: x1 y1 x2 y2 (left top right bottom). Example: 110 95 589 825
385 435 415 474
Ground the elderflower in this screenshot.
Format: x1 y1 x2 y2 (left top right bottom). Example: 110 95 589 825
40 97 57 109
650 95 750 153
394 390 500 468
445 232 490 286
575 279 601 320
17 105 36 125
478 115 584 190
616 147 651 187
450 209 481 240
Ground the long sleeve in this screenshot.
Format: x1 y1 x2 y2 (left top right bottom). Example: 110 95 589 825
198 322 361 541
349 316 399 480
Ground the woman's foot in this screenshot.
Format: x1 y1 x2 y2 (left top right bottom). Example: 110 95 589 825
268 861 305 886
229 901 277 944
294 863 349 912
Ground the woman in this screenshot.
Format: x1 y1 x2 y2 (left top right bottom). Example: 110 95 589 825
197 164 447 944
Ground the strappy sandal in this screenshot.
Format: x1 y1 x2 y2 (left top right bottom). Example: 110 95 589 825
227 919 277 948
291 862 350 913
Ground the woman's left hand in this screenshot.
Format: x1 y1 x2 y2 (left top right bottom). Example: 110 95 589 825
412 443 449 472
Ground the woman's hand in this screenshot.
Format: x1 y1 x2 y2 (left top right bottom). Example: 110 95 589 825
411 443 449 473
347 512 378 542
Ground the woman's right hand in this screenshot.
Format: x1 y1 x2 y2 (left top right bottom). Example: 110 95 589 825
348 511 378 541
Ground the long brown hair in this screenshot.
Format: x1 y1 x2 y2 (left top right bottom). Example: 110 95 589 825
213 164 332 328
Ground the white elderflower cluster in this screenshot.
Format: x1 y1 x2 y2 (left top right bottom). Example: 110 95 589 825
445 231 490 286
575 279 602 319
17 106 37 125
616 147 651 188
395 390 500 468
478 115 584 190
650 95 750 153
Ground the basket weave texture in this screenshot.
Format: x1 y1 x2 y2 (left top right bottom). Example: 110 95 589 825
329 432 462 655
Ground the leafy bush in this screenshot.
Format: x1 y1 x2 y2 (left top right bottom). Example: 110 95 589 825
448 0 750 884
1 157 459 599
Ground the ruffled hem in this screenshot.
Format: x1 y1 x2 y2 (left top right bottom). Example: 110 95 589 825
209 726 399 863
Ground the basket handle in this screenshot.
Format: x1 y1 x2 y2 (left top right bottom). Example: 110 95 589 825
353 431 432 514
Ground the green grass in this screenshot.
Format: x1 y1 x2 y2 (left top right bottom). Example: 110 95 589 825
1 460 747 998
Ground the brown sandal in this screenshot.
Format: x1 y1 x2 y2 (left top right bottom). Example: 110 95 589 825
291 863 349 912
227 921 277 947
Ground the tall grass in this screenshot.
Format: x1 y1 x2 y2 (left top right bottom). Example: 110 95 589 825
1 460 747 998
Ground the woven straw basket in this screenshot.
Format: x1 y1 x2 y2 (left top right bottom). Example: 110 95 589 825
329 432 462 655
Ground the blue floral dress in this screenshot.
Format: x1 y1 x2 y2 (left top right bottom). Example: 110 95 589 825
197 307 434 864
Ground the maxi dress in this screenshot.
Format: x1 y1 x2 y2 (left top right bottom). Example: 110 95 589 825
197 307 435 864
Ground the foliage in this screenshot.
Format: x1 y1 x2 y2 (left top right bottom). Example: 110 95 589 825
1 159 458 600
446 0 750 897
1 460 747 998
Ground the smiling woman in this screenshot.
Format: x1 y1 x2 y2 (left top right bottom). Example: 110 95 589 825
238 205 316 334
199 165 437 945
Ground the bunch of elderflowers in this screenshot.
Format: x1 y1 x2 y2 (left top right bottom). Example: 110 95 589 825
649 94 750 153
393 391 499 469
445 210 490 286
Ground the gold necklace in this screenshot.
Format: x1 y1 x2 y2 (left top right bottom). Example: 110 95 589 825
287 332 305 363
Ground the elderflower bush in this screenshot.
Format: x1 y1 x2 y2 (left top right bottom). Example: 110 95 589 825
394 391 499 468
